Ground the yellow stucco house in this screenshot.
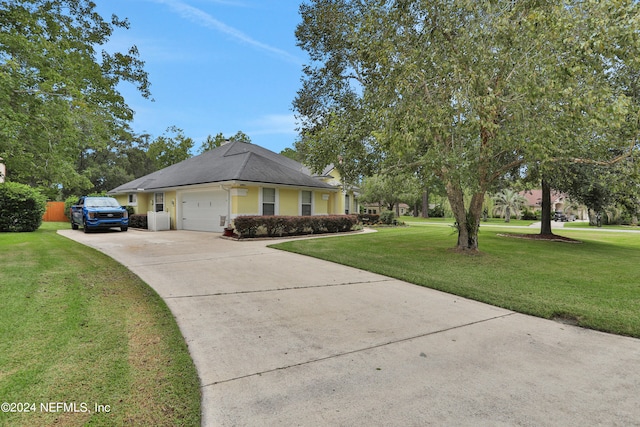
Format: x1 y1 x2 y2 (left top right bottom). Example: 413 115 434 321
108 141 358 232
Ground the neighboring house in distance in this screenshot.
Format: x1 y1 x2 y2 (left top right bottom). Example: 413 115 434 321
362 203 381 215
361 203 410 216
519 189 587 219
108 141 359 232
520 189 565 212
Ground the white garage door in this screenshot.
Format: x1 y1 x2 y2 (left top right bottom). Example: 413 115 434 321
181 190 228 232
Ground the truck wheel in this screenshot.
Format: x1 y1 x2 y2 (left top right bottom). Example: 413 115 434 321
83 220 90 233
121 227 128 232
71 222 78 230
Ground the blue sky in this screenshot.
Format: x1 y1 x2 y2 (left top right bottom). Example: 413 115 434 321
96 0 307 154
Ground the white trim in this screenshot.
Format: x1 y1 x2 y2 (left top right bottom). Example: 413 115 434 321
230 188 248 197
154 192 165 212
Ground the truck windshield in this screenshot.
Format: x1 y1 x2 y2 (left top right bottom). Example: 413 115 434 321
84 198 122 208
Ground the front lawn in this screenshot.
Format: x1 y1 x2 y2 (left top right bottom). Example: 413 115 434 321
399 215 538 227
563 221 640 230
271 225 640 338
0 223 201 426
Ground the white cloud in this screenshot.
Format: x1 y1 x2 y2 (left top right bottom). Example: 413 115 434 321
149 0 302 65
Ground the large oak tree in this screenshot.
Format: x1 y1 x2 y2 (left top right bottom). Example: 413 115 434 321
294 0 640 251
0 0 150 194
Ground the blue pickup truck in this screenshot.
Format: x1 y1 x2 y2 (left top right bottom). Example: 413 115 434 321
70 196 129 233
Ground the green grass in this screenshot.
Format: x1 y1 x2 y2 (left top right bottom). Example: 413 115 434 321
563 221 640 230
0 223 201 427
399 215 537 227
271 225 640 338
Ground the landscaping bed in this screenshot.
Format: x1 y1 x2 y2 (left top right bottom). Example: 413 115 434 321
230 214 359 238
497 233 582 243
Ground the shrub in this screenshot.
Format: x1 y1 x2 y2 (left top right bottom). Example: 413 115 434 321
261 216 287 236
64 196 79 220
233 216 261 237
324 215 358 232
358 214 380 225
380 210 395 225
521 208 539 220
129 214 148 229
233 215 359 238
0 182 47 232
428 205 445 218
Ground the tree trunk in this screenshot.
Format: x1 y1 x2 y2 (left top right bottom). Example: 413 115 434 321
505 206 511 223
540 178 553 235
446 182 483 252
422 190 429 218
588 208 597 226
467 192 484 250
446 183 468 248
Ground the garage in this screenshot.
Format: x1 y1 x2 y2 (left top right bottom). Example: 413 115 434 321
180 190 228 232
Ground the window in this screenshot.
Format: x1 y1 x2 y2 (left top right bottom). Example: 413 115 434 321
345 194 350 214
154 192 164 212
128 193 137 206
301 191 312 216
262 188 275 215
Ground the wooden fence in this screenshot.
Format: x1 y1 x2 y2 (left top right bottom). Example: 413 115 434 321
42 201 68 222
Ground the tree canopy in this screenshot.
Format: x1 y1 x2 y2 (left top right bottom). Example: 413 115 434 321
147 126 194 170
198 131 252 154
294 0 640 251
0 0 151 194
360 172 420 213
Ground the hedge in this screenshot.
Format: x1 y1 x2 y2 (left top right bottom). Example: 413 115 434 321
129 214 148 229
232 215 359 238
358 214 380 225
0 182 47 232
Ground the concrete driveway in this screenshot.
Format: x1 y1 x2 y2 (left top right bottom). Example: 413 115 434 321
58 229 640 426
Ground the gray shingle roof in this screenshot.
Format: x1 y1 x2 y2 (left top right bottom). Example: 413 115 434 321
109 141 336 193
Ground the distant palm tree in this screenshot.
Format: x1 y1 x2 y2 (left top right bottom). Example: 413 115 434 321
492 189 528 222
